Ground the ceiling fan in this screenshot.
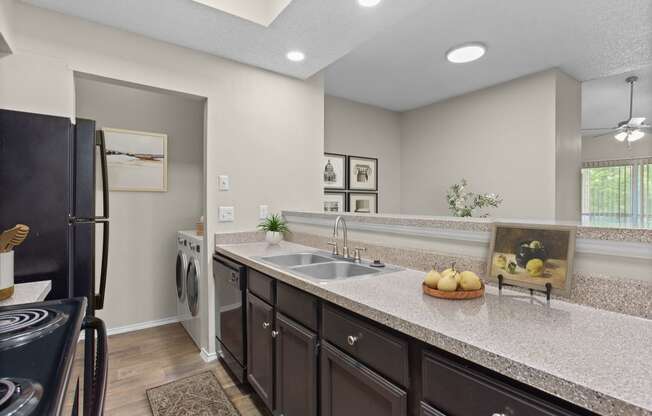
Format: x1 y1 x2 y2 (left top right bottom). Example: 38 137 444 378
582 76 651 146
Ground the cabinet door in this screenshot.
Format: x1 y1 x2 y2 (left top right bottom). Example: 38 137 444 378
246 292 274 411
420 402 446 416
320 341 407 416
275 313 318 416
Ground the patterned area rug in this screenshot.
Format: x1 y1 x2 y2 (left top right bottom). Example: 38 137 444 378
147 371 240 416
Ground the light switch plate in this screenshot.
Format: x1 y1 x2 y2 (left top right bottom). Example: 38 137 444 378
218 175 230 191
259 205 269 219
219 206 234 222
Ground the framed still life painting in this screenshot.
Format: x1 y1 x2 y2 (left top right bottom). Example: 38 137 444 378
487 223 576 296
103 128 168 192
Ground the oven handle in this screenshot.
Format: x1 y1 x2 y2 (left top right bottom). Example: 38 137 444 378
81 316 108 416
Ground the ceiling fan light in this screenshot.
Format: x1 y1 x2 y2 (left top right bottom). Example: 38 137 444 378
628 130 645 142
614 132 628 142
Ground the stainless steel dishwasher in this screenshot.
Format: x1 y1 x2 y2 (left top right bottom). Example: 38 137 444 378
213 253 247 383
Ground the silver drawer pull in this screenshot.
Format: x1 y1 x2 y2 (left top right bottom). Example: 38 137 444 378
262 322 270 329
271 330 279 338
491 413 506 416
347 335 358 346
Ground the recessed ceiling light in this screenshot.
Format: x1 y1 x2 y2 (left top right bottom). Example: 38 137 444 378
286 50 306 62
446 42 487 63
358 0 381 7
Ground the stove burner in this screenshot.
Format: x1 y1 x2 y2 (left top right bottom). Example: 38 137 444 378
0 308 67 352
0 378 42 416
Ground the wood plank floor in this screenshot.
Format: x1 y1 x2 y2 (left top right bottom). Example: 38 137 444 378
75 323 266 416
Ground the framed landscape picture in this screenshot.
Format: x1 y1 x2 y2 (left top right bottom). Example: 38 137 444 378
323 153 346 190
348 156 377 191
349 193 378 214
103 128 168 192
322 192 346 213
487 223 576 296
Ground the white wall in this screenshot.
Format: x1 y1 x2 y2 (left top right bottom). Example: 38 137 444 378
75 75 204 329
400 70 559 219
1 2 324 354
324 95 401 213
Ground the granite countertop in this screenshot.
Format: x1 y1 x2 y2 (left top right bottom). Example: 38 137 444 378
215 241 652 416
0 280 51 306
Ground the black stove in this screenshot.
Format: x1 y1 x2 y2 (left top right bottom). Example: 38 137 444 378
0 298 107 416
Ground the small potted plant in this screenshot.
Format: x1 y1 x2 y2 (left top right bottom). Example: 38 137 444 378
258 214 289 245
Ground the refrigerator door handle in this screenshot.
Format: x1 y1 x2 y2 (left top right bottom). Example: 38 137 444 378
95 130 109 220
95 220 109 310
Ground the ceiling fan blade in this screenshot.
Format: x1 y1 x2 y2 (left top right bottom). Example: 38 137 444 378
587 131 617 139
581 127 619 134
627 117 646 127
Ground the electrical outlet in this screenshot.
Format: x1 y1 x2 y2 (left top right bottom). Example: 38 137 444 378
218 206 234 222
259 205 269 219
218 175 230 191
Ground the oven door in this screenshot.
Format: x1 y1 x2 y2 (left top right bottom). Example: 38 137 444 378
213 255 246 376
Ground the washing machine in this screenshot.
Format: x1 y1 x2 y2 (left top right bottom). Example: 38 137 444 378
175 233 189 323
178 230 203 348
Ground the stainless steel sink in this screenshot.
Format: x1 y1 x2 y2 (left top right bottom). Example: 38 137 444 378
292 261 380 280
260 252 334 267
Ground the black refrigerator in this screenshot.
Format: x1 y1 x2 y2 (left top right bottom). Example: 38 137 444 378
0 108 109 316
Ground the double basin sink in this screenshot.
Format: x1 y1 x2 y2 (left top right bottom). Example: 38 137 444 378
257 252 399 282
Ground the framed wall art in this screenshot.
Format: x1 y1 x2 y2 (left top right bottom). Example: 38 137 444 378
348 156 377 191
323 153 346 190
487 223 576 296
322 192 347 213
103 128 168 192
348 193 378 214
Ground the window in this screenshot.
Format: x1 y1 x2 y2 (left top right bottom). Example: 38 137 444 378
581 158 652 228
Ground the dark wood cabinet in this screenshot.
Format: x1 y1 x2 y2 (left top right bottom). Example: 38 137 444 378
420 402 446 416
422 351 581 416
246 292 275 411
275 313 318 416
320 341 407 416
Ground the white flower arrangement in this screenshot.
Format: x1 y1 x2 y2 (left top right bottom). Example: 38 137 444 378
446 179 502 217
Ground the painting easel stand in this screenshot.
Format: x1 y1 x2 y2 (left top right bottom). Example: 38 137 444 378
497 275 553 302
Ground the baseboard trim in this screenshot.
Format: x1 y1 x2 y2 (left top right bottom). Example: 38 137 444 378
107 316 181 336
200 348 217 363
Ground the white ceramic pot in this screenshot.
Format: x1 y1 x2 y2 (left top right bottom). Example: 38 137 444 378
265 231 283 245
0 251 15 300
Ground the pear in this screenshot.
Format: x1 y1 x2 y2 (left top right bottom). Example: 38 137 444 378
494 254 507 269
442 263 461 283
437 274 458 292
526 258 544 277
459 271 482 291
424 267 442 289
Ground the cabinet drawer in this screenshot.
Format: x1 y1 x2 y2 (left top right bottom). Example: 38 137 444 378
248 268 274 304
277 282 319 331
422 351 579 416
321 304 409 387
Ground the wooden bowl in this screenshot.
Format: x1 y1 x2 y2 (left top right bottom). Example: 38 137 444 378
422 282 485 300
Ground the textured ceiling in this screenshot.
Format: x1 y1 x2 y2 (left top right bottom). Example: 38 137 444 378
582 64 652 130
22 0 431 79
325 0 652 111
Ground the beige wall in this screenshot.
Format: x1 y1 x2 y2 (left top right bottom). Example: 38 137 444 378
75 75 204 330
554 71 582 220
324 95 401 213
400 70 559 219
1 2 324 355
0 0 13 53
582 136 652 161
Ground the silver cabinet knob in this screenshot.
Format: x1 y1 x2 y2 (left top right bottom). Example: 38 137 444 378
262 322 270 329
347 335 358 346
491 413 506 416
271 330 279 338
